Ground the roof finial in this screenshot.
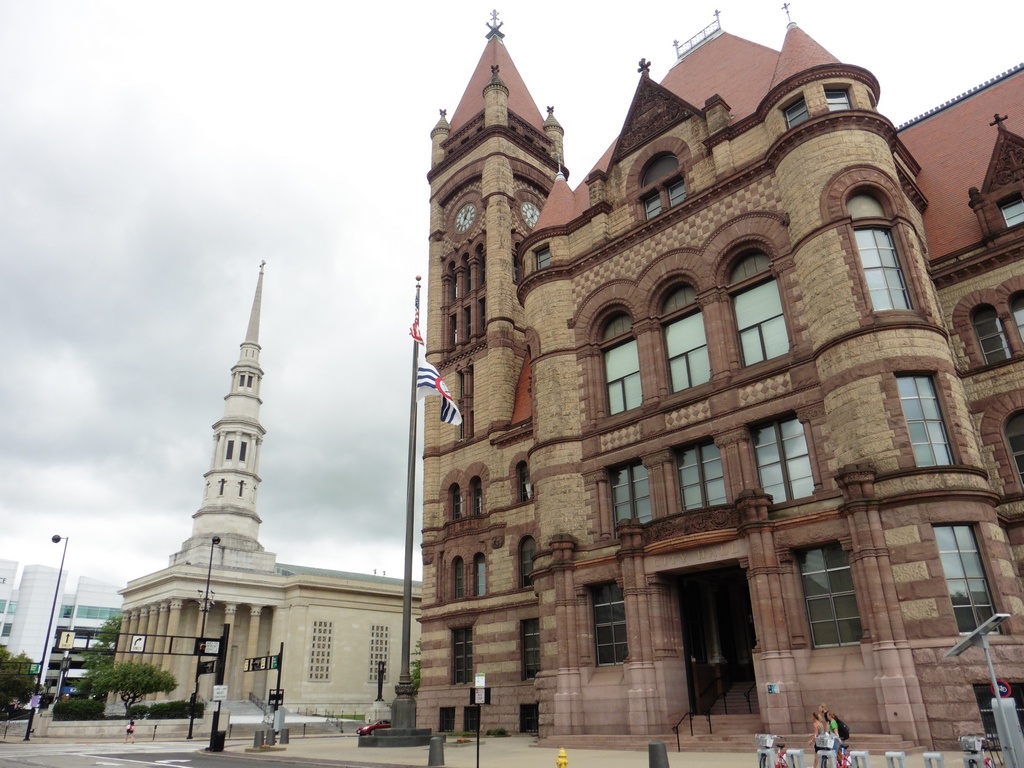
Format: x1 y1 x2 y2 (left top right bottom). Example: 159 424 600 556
486 9 505 40
638 58 651 77
782 3 792 23
991 113 1008 128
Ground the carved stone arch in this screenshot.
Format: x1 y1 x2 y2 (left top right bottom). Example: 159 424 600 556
437 165 484 208
440 466 466 492
978 390 1024 492
624 136 694 199
637 262 704 318
951 289 1011 368
997 274 1024 306
572 280 642 344
462 461 491 487
822 164 908 223
700 212 792 286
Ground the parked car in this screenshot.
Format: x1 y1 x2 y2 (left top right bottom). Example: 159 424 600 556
357 719 391 736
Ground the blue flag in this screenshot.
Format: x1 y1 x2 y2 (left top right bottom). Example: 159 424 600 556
416 361 463 425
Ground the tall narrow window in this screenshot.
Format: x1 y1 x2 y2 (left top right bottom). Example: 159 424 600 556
972 306 1010 364
825 89 850 111
676 442 726 510
855 228 911 310
593 583 628 665
611 462 651 523
731 255 788 365
897 375 953 466
452 627 473 684
603 314 642 414
643 194 662 220
522 618 540 679
668 180 687 207
237 480 245 497
935 525 995 633
753 418 814 502
1013 295 1024 342
535 247 551 270
1006 412 1024 485
239 441 248 462
225 440 234 461
517 461 531 503
665 312 710 391
453 557 465 599
471 477 483 516
473 553 486 596
799 545 862 647
450 484 462 520
519 536 536 588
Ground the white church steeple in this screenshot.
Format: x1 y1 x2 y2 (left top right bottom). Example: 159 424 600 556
170 262 276 572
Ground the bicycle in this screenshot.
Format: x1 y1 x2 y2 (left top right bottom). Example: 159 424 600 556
757 734 788 768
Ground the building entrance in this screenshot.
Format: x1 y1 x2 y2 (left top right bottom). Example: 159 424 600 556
678 566 756 716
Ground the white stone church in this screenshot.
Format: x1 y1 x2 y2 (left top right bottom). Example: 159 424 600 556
118 264 419 714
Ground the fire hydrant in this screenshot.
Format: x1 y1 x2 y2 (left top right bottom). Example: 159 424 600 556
556 746 569 768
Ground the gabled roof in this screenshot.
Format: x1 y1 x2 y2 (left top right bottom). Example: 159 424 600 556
769 22 840 91
448 35 546 134
899 66 1024 258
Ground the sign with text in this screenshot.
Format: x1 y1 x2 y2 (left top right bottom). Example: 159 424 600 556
243 654 280 672
474 672 485 688
470 687 491 705
194 638 221 656
130 635 146 653
197 660 217 675
58 631 75 650
212 685 228 701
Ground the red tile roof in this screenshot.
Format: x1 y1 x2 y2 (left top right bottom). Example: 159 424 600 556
448 36 545 134
898 68 1024 258
533 173 576 230
769 23 840 91
510 353 532 425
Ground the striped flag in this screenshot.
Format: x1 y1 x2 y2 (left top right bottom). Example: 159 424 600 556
416 361 463 425
410 292 423 345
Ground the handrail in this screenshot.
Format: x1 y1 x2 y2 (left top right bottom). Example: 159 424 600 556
744 681 757 713
671 711 693 752
248 691 267 713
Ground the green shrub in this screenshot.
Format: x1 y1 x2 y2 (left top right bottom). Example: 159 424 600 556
485 727 509 737
52 699 105 721
146 700 201 719
128 703 149 719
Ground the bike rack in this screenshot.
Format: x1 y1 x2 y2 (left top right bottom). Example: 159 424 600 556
885 750 907 768
850 750 871 768
924 752 946 768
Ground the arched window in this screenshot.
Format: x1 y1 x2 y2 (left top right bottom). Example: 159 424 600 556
730 254 789 365
972 306 1010 364
640 154 685 219
849 193 911 311
471 477 483 516
1007 413 1024 486
450 484 462 520
519 536 536 588
602 314 642 413
662 285 710 392
517 461 531 503
453 556 465 599
447 262 458 303
642 155 678 186
473 553 486 596
1013 295 1024 343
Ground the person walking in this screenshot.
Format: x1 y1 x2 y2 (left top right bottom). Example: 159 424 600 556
125 719 135 743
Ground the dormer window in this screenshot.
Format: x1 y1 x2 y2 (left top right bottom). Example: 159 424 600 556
825 89 850 111
785 98 809 128
1002 198 1024 228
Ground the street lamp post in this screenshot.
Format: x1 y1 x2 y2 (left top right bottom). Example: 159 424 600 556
186 535 220 740
24 534 68 741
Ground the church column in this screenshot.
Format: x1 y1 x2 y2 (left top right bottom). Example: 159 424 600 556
162 600 184 674
222 603 238 696
149 601 170 668
244 606 263 701
115 610 133 663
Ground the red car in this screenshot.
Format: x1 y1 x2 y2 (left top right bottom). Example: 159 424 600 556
357 719 391 736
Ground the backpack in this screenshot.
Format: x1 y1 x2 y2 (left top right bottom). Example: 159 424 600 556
835 717 850 741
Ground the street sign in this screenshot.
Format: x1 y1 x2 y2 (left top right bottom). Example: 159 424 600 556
130 635 146 653
28 663 40 675
268 688 284 706
470 687 491 705
58 631 75 650
243 654 280 672
197 660 217 675
475 672 485 688
212 685 228 701
194 638 221 656
992 679 1012 698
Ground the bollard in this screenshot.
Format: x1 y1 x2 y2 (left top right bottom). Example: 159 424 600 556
649 740 670 768
266 728 276 747
280 727 289 745
850 750 871 768
885 751 907 768
924 753 945 768
556 746 569 768
787 748 808 768
253 730 265 748
428 734 445 767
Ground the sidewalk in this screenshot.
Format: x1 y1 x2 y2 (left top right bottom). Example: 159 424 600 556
221 734 967 768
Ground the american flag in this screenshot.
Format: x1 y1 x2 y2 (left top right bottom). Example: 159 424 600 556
410 292 423 345
416 361 462 425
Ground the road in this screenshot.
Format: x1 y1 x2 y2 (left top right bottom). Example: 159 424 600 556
0 741 313 768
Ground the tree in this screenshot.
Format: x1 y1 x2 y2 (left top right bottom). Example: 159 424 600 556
410 639 421 694
0 645 36 710
81 662 177 717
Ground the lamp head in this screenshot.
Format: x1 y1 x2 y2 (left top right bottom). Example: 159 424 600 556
51 535 62 544
212 536 221 546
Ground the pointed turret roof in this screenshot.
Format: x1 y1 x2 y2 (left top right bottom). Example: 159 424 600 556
533 170 578 231
448 34 546 134
245 260 265 345
769 22 841 91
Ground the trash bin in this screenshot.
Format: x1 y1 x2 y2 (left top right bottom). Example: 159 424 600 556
210 730 227 752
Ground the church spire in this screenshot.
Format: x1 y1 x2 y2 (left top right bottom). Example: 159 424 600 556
169 262 276 572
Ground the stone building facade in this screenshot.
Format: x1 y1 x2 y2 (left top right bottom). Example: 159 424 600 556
417 15 1024 748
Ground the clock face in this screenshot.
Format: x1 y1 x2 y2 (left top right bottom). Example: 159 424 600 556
454 203 477 233
521 202 540 228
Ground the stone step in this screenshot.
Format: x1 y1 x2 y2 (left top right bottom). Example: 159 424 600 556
539 732 924 754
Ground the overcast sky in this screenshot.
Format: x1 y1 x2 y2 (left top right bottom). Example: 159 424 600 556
2 1 1021 594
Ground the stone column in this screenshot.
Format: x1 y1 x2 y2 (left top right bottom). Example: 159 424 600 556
642 450 675 520
550 535 582 735
617 521 660 734
245 606 263 702
115 610 133 663
584 469 613 540
149 601 170 667
222 603 238 696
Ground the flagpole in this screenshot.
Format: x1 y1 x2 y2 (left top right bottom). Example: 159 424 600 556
393 276 421 728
